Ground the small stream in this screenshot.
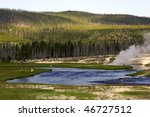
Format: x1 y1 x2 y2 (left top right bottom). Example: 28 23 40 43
7 67 150 85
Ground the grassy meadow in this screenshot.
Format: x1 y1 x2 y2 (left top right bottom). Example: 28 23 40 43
0 33 30 44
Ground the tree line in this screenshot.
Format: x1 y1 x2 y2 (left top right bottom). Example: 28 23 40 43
0 32 142 62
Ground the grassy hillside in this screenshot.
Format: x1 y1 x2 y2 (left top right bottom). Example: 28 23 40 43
0 9 76 25
0 9 150 60
1 9 150 26
0 33 30 43
47 11 150 25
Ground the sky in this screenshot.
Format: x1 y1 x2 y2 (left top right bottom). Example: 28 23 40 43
0 0 150 17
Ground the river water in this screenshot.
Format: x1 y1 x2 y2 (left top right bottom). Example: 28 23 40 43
7 67 150 85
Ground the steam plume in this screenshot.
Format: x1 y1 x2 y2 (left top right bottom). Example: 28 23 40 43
112 33 150 65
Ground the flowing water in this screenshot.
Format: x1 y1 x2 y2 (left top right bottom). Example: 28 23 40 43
7 67 150 85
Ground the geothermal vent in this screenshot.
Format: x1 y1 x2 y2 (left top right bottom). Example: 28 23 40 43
112 33 150 65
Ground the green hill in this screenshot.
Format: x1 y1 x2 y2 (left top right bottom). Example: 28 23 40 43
0 9 150 61
0 33 30 43
0 9 76 25
1 9 150 25
46 11 150 25
91 14 150 25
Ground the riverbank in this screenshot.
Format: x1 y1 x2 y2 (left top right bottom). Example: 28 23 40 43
27 55 115 64
0 62 132 82
127 69 150 77
0 62 50 82
1 83 150 100
0 62 150 100
48 63 133 70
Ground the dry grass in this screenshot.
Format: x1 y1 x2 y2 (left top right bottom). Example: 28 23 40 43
1 83 150 100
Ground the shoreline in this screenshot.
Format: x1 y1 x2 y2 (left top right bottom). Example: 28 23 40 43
0 62 150 100
26 55 116 64
0 62 132 82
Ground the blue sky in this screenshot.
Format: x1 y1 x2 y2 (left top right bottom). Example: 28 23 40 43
0 0 150 17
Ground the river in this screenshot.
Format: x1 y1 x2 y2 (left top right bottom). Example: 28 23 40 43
7 67 150 85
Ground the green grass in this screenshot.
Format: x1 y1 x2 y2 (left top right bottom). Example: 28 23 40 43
49 63 132 70
119 86 150 99
0 86 95 100
60 91 95 100
68 24 150 30
120 91 150 99
0 33 30 43
0 62 49 82
0 83 150 100
130 86 149 90
126 71 145 76
36 24 150 31
127 70 150 77
0 88 41 100
0 62 50 67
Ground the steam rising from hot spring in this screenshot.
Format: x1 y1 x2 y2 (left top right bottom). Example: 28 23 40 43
112 33 150 65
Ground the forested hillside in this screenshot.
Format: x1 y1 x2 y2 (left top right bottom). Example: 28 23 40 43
0 9 150 61
51 11 150 25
